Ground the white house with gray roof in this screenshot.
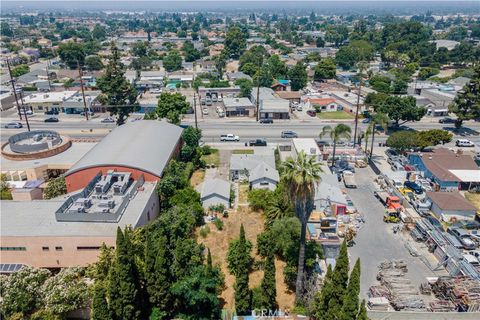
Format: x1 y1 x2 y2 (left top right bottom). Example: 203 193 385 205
197 178 231 209
230 149 279 190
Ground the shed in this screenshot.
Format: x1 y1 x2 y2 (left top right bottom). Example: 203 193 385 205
426 191 477 221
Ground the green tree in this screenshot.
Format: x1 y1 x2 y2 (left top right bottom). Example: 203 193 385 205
58 42 85 69
282 151 323 301
97 44 139 125
386 130 419 152
92 24 107 41
11 64 29 77
85 55 104 71
1 22 13 37
0 266 50 317
163 50 182 72
314 58 336 81
268 54 287 79
288 61 308 91
108 227 142 320
224 26 247 59
145 232 171 317
228 225 253 315
324 241 349 319
316 37 325 48
43 176 67 199
180 126 203 166
259 253 278 311
375 95 425 126
313 264 333 319
131 41 148 57
340 259 361 320
236 78 253 98
418 67 439 80
449 65 480 128
155 92 190 124
336 40 373 70
320 124 352 166
417 129 453 150
1 173 12 200
182 40 201 62
91 282 110 320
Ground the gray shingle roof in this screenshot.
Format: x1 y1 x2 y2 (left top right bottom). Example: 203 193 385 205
249 162 279 183
200 178 231 200
66 120 183 178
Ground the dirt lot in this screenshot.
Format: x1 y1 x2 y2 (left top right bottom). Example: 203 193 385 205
465 192 480 210
196 205 295 311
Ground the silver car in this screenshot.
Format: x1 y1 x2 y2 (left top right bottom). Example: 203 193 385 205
4 122 23 129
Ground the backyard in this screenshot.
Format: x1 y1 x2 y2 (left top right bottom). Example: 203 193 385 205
201 148 220 167
317 110 355 120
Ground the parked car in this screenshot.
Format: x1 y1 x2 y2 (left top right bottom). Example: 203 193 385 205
259 118 273 124
202 108 209 115
296 105 303 111
44 117 59 123
20 108 33 115
439 117 455 124
4 122 23 129
45 109 59 115
101 117 115 123
362 118 371 123
456 139 475 147
385 149 398 159
404 181 423 194
220 134 240 142
291 102 299 110
248 139 267 147
281 130 298 138
426 216 444 232
335 160 355 173
448 227 477 250
80 111 94 116
306 109 316 117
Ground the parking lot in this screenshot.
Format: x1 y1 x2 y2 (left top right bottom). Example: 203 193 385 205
347 165 443 298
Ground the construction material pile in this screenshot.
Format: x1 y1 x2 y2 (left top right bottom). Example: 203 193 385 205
371 260 426 311
431 276 480 312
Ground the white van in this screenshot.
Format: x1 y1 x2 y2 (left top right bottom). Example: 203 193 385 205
456 139 475 147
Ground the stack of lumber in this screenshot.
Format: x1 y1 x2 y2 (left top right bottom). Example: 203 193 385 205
431 276 480 312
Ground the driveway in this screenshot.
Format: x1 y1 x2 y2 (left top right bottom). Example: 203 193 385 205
347 166 438 298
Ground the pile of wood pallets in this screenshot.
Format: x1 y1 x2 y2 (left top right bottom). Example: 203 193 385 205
431 276 480 312
371 260 426 311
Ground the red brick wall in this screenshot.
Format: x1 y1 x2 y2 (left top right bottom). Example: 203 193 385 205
65 166 160 192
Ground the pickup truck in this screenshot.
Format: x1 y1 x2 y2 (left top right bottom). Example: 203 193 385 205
248 139 267 146
220 134 240 142
342 171 357 188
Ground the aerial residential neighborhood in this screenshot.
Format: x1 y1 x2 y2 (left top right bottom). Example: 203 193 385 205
1 1 480 319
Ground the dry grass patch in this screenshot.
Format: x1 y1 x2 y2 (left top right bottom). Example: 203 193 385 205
190 169 205 187
238 183 250 204
465 192 480 211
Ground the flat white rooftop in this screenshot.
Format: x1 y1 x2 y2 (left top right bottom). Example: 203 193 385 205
0 182 157 237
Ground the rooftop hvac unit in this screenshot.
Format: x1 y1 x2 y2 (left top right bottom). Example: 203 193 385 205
102 208 110 213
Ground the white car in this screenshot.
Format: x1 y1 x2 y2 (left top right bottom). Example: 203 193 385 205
202 108 209 115
150 88 162 94
296 105 303 111
456 139 475 147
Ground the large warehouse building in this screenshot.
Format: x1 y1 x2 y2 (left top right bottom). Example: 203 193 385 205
65 120 183 192
1 120 184 269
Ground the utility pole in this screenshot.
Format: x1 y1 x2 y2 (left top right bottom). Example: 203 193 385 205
18 90 31 131
77 60 89 121
353 79 362 147
46 59 52 91
6 58 23 120
255 82 260 122
193 92 198 129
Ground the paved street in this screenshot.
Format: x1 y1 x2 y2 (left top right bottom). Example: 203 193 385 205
347 166 442 299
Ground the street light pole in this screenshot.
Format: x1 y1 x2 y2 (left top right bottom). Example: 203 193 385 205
193 92 198 129
6 58 23 120
19 90 31 131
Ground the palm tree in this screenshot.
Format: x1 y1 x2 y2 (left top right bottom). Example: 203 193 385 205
353 60 369 146
320 124 352 167
282 151 323 302
368 113 389 160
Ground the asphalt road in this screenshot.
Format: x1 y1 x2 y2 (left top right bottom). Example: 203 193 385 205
2 110 480 145
347 166 440 299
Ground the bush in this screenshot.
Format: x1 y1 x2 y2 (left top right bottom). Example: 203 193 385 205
43 176 67 200
199 225 210 238
202 145 215 155
213 218 224 231
248 189 274 211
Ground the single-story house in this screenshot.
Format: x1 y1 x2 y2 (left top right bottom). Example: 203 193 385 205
230 149 277 184
223 97 255 117
292 138 322 162
313 173 348 215
305 97 339 112
408 148 480 191
251 88 290 120
197 178 231 209
271 80 288 92
426 192 477 221
249 162 280 191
